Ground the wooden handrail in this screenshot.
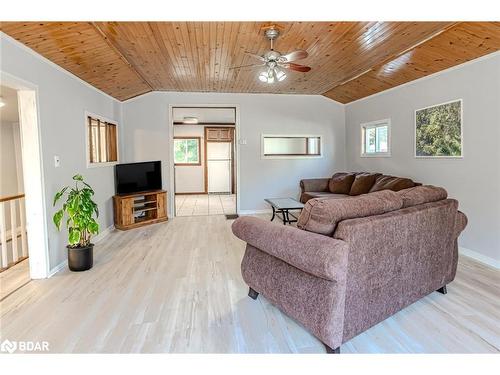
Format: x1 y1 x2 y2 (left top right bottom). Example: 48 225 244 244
0 194 25 203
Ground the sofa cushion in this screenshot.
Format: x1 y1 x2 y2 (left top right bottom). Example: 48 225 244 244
297 190 403 236
369 175 416 193
397 185 448 208
349 173 380 196
329 173 355 194
301 192 350 203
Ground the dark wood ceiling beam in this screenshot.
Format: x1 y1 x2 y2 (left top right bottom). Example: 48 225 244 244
322 22 460 97
90 22 154 91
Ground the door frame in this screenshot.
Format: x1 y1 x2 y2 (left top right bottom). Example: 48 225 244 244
168 105 240 218
1 71 50 279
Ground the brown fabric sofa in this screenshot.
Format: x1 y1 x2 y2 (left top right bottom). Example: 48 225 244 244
300 172 420 203
232 185 467 353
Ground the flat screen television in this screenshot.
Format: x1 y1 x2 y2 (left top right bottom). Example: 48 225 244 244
115 161 162 195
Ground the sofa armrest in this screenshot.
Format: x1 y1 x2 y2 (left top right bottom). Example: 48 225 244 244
232 217 348 281
300 178 330 193
455 211 468 238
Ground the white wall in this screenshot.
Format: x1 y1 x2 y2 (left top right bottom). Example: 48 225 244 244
6 26 497 271
345 53 500 265
173 124 206 193
0 121 23 196
0 33 122 271
122 92 346 212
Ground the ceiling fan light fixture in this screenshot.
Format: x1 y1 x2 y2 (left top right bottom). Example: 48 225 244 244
239 26 310 84
258 70 276 84
275 68 286 82
267 71 275 84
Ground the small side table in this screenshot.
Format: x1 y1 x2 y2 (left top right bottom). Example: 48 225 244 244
264 198 305 225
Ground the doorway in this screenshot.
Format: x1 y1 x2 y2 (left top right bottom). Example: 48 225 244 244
0 72 49 288
171 106 237 217
0 85 30 299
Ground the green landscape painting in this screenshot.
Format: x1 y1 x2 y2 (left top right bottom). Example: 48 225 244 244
415 100 462 157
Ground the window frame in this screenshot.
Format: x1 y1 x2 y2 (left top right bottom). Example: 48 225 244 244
85 111 120 168
173 136 202 166
261 134 323 159
360 118 391 158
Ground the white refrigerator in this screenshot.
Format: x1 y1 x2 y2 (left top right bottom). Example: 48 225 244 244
207 142 232 193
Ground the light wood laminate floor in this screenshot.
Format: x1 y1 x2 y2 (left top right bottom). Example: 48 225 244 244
0 258 30 301
0 215 498 353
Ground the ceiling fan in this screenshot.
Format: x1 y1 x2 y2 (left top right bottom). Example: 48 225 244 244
230 25 311 84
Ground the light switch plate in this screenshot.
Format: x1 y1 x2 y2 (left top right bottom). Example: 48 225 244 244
238 139 247 145
54 155 60 167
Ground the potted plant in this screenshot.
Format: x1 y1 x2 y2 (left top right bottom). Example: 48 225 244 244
53 174 99 271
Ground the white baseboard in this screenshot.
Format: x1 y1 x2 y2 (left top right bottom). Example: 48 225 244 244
237 209 272 215
47 225 115 277
48 259 67 277
92 225 115 243
459 246 500 269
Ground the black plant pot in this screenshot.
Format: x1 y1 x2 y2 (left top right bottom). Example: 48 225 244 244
67 244 94 272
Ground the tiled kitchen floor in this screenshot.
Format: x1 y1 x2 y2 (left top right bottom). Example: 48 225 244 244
175 194 236 216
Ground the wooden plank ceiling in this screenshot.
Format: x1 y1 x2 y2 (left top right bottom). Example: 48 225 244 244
1 22 499 102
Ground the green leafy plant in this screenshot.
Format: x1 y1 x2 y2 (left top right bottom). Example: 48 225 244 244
53 174 99 247
416 100 462 157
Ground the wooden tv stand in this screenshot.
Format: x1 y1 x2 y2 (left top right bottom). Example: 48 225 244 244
113 190 168 230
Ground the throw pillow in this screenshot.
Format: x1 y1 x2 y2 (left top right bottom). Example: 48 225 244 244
349 173 379 196
369 176 415 193
328 173 355 194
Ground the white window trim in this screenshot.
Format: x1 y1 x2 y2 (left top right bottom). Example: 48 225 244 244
84 111 120 168
360 118 391 158
261 134 323 160
173 137 201 165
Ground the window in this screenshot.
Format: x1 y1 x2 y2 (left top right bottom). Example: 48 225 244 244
361 119 391 157
87 115 118 165
174 137 201 165
261 135 322 159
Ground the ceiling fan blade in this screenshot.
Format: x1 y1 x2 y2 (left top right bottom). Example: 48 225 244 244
244 52 266 61
280 63 312 73
229 63 264 70
279 49 308 62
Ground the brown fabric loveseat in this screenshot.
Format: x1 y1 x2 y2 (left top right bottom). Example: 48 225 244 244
300 172 419 203
232 185 467 353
